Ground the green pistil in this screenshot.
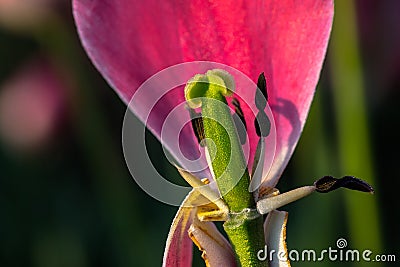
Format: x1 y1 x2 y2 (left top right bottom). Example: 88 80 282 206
185 70 252 210
201 86 253 211
185 70 267 267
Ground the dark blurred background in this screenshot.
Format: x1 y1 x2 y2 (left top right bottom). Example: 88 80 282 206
0 0 398 266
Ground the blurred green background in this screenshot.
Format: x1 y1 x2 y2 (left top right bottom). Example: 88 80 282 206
0 0 398 266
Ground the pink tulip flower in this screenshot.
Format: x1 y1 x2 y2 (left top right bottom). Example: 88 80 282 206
73 1 335 266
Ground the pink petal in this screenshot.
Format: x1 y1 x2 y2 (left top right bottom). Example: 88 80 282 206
163 189 235 267
74 0 333 187
255 1 334 187
74 1 205 175
162 191 195 267
264 210 290 267
189 219 237 267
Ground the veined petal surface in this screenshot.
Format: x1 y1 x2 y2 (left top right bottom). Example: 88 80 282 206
74 0 333 186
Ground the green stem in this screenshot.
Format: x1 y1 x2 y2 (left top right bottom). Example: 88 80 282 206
202 90 253 210
186 72 266 266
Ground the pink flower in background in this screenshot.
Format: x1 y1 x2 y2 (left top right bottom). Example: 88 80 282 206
0 59 65 152
0 0 59 30
73 0 333 265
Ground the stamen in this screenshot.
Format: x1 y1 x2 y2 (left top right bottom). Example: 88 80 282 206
256 186 316 214
254 72 271 137
231 98 247 145
176 167 229 213
255 72 268 110
201 178 210 185
187 107 205 145
197 204 229 221
232 98 245 121
257 176 375 215
254 112 271 137
314 175 374 193
258 186 280 199
249 138 265 193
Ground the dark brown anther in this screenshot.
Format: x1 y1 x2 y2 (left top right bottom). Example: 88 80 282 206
255 72 268 110
254 111 271 137
232 98 246 128
188 107 205 146
254 72 271 137
314 175 374 194
232 98 247 145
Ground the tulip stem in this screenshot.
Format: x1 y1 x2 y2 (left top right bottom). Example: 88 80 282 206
185 70 267 267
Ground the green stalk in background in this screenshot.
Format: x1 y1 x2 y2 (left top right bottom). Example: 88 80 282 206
32 17 151 266
290 89 338 267
329 0 382 257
